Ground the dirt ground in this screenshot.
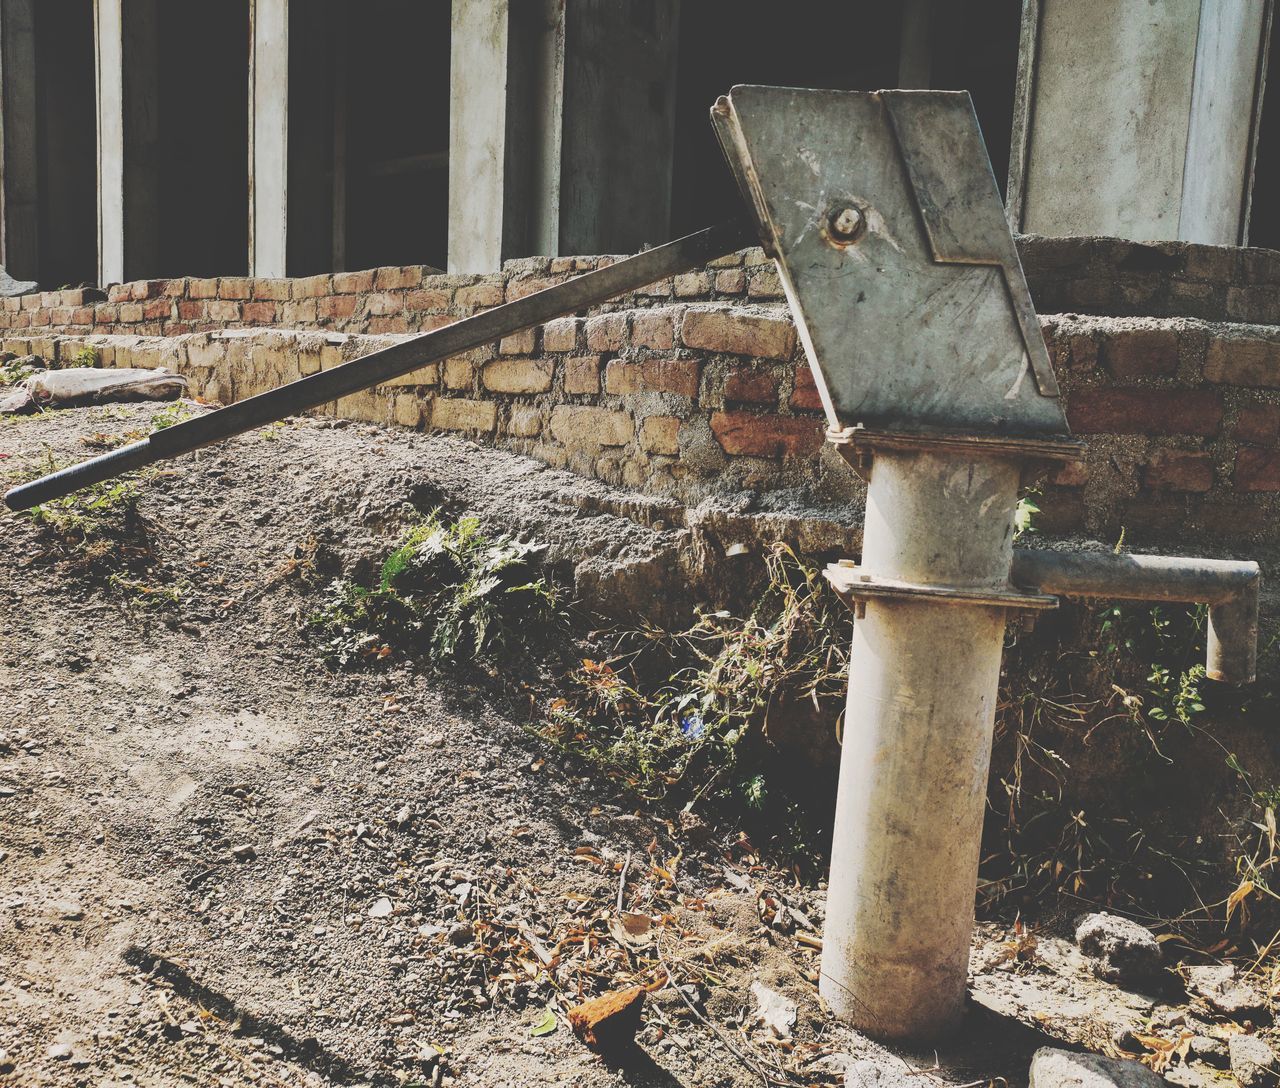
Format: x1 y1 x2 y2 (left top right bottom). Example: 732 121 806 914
0 400 1266 1087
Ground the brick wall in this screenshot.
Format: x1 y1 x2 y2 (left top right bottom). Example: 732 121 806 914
6 240 1280 546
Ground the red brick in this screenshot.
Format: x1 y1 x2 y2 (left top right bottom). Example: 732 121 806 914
506 276 562 302
143 298 171 321
604 357 699 398
1235 404 1280 445
364 292 403 316
332 270 375 294
94 304 118 325
370 315 411 334
374 266 422 291
1066 388 1222 436
542 317 580 353
49 306 72 325
178 300 207 321
187 278 219 299
710 411 821 458
499 329 537 355
1234 447 1280 491
242 301 277 324
1099 328 1179 378
723 368 777 405
682 307 795 360
107 283 131 303
404 288 452 310
586 312 628 352
631 309 676 350
163 278 187 298
483 358 554 393
715 269 746 294
456 283 503 309
318 295 358 321
1144 450 1214 492
118 303 143 323
292 274 332 299
790 365 825 411
207 300 240 322
1204 335 1280 387
252 278 292 301
563 355 600 395
218 277 252 300
71 307 94 325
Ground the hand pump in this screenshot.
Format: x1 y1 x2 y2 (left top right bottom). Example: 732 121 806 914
5 86 1260 1043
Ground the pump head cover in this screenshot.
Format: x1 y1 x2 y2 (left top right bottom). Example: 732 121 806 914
712 86 1070 440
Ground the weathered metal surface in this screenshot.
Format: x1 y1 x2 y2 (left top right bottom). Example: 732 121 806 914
4 217 754 510
711 85 1068 438
1011 549 1261 684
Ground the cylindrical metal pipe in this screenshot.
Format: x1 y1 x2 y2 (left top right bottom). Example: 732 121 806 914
1010 550 1261 684
820 448 1021 1040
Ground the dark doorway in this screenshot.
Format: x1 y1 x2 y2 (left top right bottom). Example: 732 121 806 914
288 0 450 276
156 2 250 277
34 0 97 287
1248 16 1280 251
670 0 1022 236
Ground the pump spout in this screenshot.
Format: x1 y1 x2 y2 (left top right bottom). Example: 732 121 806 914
1011 549 1261 685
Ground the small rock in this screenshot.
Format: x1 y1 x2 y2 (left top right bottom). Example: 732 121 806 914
368 897 393 918
1029 1047 1167 1088
447 922 474 946
53 900 83 921
46 1042 73 1061
1229 1034 1277 1088
750 980 798 1040
1190 1035 1229 1068
844 1059 929 1088
1186 966 1267 1019
1075 913 1162 985
231 844 256 861
567 987 645 1052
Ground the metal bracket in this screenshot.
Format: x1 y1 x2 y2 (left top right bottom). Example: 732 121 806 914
825 560 1058 619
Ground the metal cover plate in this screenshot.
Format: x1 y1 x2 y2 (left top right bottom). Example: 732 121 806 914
713 86 1070 439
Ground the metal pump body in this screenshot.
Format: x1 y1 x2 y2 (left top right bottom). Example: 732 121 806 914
713 85 1259 1041
5 83 1260 1044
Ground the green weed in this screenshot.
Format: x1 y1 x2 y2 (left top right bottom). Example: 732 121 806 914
149 401 196 430
304 511 561 668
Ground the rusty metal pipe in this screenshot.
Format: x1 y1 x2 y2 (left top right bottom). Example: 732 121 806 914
1010 549 1261 684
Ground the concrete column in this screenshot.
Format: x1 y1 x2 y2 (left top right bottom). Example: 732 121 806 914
448 0 679 272
93 0 158 285
0 0 37 280
448 0 563 273
1009 0 1273 245
249 0 288 278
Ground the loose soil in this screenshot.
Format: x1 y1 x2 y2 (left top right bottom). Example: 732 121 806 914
0 402 1263 1087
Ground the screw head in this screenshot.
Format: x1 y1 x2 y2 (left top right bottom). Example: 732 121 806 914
827 204 866 245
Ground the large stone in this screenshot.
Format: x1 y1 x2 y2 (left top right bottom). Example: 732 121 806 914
1075 913 1162 984
1229 1034 1277 1088
1029 1048 1167 1088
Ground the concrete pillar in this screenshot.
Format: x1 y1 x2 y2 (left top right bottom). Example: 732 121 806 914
448 0 563 273
448 0 679 273
93 0 158 285
249 0 288 278
0 0 38 280
1009 0 1273 246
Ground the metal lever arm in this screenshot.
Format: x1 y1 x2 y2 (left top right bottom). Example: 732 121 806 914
5 219 756 510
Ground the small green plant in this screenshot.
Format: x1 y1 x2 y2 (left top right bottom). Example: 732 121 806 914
107 573 187 611
149 401 195 430
71 345 99 368
0 356 37 385
304 511 560 668
1014 489 1041 540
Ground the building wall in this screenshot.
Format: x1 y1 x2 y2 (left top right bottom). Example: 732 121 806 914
5 238 1280 548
